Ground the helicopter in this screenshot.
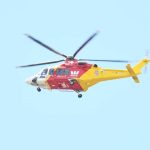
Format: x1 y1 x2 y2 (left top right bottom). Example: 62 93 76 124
18 31 150 98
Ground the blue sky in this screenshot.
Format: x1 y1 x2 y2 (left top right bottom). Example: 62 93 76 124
0 0 150 150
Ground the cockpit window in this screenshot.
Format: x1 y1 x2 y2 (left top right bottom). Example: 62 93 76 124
49 69 54 75
40 68 48 78
56 69 70 75
41 68 48 76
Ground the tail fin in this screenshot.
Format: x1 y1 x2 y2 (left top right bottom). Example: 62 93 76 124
133 58 150 73
126 64 140 83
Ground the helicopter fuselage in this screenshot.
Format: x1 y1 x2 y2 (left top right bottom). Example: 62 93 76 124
25 58 149 96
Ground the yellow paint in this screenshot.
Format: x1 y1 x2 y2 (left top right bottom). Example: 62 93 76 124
126 64 140 83
78 58 150 91
133 58 150 73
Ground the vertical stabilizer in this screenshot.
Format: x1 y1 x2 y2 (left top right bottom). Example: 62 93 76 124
126 64 140 83
133 58 150 73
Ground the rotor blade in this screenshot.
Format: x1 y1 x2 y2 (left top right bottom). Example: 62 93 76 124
78 59 130 63
17 60 65 68
25 34 67 58
73 31 99 58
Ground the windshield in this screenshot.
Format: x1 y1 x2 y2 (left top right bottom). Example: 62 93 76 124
38 68 48 78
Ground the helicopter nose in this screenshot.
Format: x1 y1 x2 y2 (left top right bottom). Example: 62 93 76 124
25 77 32 85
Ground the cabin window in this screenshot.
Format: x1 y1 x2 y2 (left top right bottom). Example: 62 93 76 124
64 69 70 75
49 69 54 75
56 69 63 75
56 69 70 75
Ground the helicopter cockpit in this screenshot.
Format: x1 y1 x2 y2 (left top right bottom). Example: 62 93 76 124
36 67 53 77
39 68 48 78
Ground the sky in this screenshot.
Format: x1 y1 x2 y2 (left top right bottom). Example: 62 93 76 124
0 0 150 150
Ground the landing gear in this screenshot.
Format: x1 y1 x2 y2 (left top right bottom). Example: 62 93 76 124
37 87 41 92
75 90 83 98
78 94 82 98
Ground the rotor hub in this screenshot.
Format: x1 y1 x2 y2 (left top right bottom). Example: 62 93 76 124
67 56 74 60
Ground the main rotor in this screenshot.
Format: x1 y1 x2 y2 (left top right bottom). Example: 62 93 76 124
18 31 129 68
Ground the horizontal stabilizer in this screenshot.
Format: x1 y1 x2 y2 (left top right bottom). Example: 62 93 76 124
126 64 140 83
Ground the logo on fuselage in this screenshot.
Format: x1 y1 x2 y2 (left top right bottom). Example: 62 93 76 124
70 71 79 76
